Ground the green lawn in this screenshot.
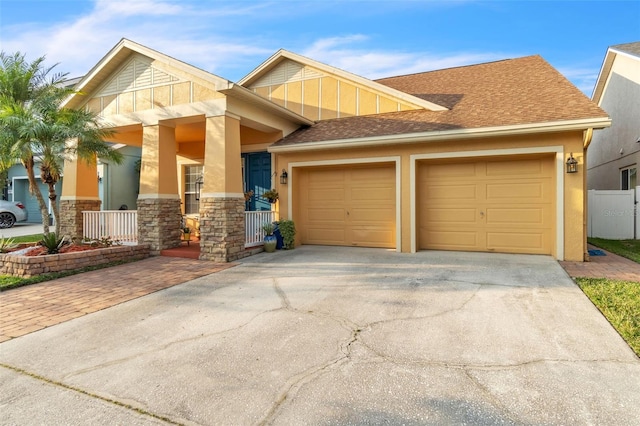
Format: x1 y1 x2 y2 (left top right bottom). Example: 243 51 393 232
588 238 640 264
576 277 640 357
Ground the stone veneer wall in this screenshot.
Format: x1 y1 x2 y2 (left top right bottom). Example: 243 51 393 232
59 199 101 239
0 244 150 278
137 198 182 254
199 197 247 262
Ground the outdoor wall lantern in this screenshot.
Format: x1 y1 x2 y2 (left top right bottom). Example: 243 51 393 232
195 175 204 200
566 153 578 174
280 169 288 185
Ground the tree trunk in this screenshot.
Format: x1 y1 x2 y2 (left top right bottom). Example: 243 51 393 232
48 182 61 236
23 157 50 235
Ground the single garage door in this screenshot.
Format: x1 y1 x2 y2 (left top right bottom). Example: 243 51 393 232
418 155 555 255
298 164 396 248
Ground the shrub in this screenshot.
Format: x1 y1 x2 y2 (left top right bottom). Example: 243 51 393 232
278 220 296 249
0 236 18 253
39 233 67 254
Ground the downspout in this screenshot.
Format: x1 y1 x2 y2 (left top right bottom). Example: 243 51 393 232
583 129 594 261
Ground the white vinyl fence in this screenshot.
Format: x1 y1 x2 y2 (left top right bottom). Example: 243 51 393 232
83 210 138 245
245 210 278 248
587 187 639 239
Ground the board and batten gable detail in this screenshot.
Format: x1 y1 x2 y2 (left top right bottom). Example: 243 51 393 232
85 53 224 118
244 56 445 121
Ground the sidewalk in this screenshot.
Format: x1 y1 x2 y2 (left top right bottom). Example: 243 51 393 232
560 245 640 282
0 257 235 343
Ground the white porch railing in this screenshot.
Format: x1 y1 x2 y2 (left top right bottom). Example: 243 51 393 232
82 210 277 248
245 211 278 248
82 210 138 245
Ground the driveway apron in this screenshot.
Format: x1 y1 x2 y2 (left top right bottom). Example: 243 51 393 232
1 246 638 425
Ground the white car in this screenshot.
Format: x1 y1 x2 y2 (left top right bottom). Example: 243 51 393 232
0 200 28 228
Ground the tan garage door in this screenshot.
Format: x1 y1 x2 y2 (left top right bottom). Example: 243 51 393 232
298 164 396 248
418 155 555 255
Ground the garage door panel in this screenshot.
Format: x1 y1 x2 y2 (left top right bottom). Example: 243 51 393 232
423 208 478 224
426 184 478 200
486 208 549 226
350 166 395 181
426 162 477 178
351 228 395 247
350 206 395 222
486 158 546 176
486 232 547 253
306 228 346 245
351 186 394 202
307 208 345 222
486 181 550 202
424 230 478 249
308 169 344 183
308 188 345 201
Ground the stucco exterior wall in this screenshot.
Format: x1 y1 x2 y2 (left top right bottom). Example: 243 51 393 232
588 54 640 190
274 131 586 261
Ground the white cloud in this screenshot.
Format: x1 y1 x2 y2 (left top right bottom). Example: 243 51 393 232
301 35 507 80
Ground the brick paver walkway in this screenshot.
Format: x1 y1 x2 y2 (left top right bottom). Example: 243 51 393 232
560 246 640 282
0 257 235 343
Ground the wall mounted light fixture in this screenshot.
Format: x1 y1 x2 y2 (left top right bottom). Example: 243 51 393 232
566 153 578 174
280 169 288 185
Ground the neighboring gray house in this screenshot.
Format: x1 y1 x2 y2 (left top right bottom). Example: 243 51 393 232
4 145 141 223
97 144 141 211
587 42 640 190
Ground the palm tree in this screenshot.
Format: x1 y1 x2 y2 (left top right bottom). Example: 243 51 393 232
0 52 122 235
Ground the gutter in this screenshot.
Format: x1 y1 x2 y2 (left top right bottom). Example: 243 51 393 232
269 117 612 153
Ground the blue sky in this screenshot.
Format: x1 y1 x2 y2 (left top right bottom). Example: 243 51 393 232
0 0 638 95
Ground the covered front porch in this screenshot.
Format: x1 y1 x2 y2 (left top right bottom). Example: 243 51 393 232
58 39 310 262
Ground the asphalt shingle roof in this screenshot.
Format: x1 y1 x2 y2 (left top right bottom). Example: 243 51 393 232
611 42 640 57
273 55 608 147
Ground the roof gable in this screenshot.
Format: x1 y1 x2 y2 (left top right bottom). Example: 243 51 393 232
62 38 232 110
592 41 640 104
239 49 447 121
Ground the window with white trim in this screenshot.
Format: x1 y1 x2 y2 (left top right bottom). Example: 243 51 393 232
184 165 203 215
621 166 637 190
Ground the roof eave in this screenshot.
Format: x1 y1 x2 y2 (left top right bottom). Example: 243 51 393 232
268 117 612 153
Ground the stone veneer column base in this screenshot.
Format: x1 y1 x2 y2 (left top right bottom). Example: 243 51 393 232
59 199 101 240
137 198 182 255
199 197 245 262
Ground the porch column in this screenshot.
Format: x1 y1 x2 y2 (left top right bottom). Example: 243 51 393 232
137 122 181 254
199 114 246 262
60 146 100 239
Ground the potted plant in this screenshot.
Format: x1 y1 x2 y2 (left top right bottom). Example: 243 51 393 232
182 226 191 242
262 222 277 253
262 189 279 204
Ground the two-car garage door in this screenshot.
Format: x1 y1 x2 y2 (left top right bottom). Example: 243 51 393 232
295 154 555 256
297 164 396 248
417 155 555 255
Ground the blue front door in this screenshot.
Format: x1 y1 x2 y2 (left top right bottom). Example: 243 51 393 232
243 152 272 211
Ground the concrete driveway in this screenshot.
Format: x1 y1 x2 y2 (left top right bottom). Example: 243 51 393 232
1 247 639 425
